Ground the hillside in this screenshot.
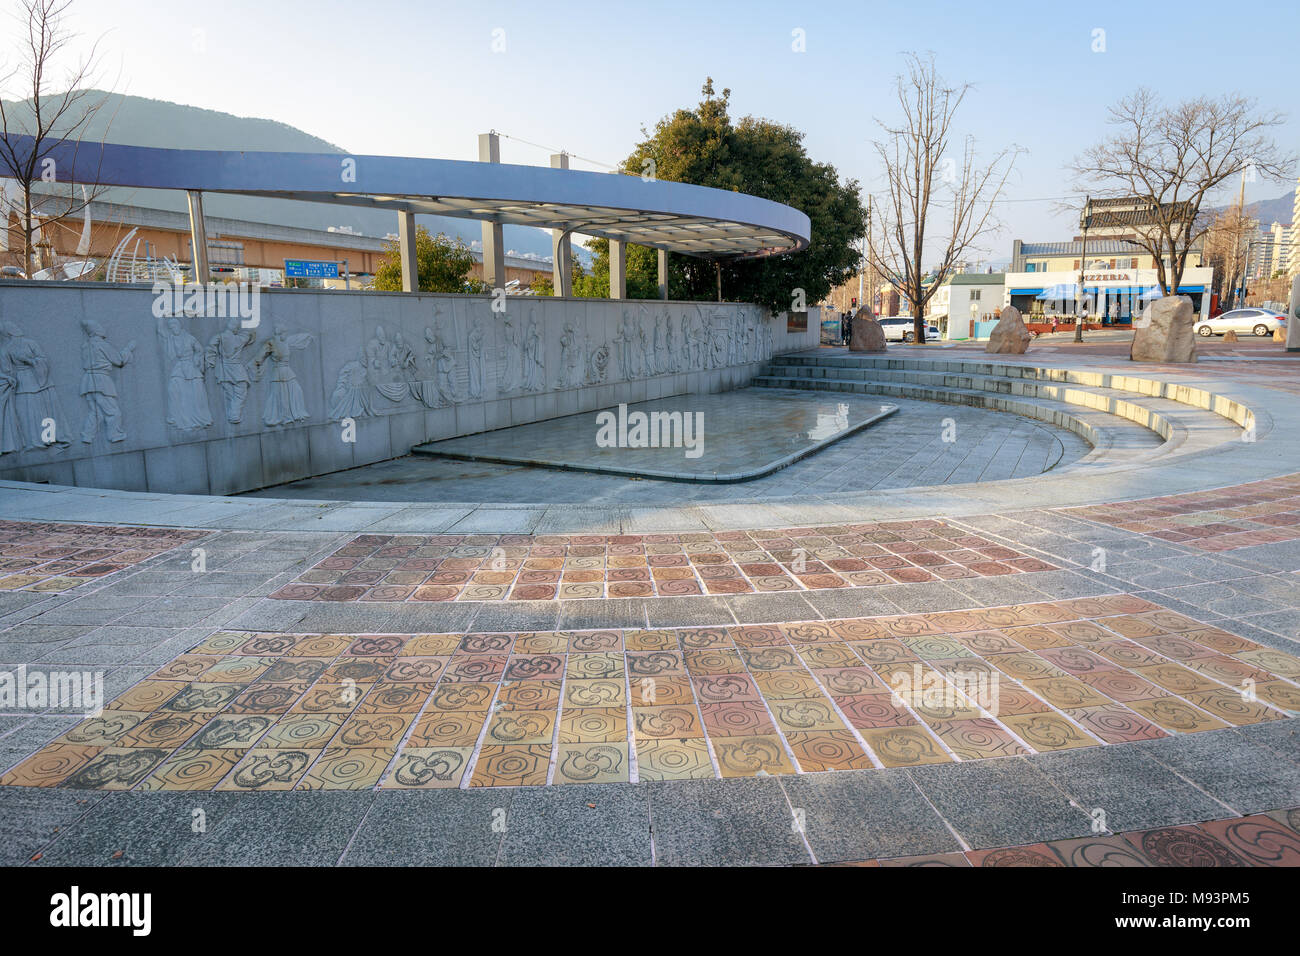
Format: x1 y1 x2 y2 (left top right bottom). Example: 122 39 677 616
2 91 554 257
1204 187 1294 227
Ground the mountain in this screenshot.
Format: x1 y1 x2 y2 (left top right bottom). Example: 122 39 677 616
1204 187 1294 228
2 91 556 258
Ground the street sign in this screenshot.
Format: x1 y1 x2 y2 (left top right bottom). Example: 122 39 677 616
284 259 340 279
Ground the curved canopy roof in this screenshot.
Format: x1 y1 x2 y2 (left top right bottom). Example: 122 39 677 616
15 137 810 261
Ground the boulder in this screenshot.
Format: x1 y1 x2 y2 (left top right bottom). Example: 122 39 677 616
1131 296 1197 363
1223 329 1238 343
849 309 886 352
985 305 1032 354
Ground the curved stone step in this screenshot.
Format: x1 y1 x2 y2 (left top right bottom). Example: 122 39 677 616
751 373 1164 469
767 353 1258 435
757 355 1253 460
760 363 1242 441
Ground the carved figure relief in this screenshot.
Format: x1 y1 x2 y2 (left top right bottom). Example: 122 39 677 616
0 322 67 452
328 358 371 421
499 318 521 393
466 318 485 400
614 311 635 381
254 326 313 426
558 322 582 388
586 342 610 384
205 319 255 424
522 314 545 392
78 319 135 443
427 325 458 407
157 316 213 430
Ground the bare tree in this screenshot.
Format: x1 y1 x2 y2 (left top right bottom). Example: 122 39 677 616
870 53 1020 344
1203 200 1255 308
1071 89 1292 298
0 0 110 277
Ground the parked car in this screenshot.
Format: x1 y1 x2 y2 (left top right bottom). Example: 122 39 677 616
1195 308 1286 337
878 317 942 343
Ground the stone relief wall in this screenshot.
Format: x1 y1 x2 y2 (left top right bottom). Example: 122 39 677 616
0 282 818 495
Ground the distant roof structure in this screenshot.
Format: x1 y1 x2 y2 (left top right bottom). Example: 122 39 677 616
1084 198 1194 230
13 137 810 261
1019 240 1149 257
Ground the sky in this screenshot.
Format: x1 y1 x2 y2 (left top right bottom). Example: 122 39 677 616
13 0 1300 265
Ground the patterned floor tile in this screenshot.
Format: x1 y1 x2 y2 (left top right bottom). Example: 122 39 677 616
298 749 392 790
860 726 952 767
218 749 318 791
1194 815 1300 866
552 743 629 784
6 595 1295 793
712 735 795 777
139 749 243 790
470 745 551 787
1123 825 1250 866
967 844 1064 867
381 747 471 789
634 739 715 780
268 524 1054 603
785 731 874 771
0 520 205 593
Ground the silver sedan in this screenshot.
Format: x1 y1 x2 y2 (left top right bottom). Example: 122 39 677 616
1194 308 1287 337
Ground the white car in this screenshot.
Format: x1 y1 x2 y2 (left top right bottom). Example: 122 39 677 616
878 316 942 343
1194 308 1286 337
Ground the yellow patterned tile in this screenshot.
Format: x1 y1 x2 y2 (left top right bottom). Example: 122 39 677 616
1001 713 1096 751
139 749 242 790
559 708 627 743
861 726 952 767
634 739 714 780
552 743 629 784
1126 697 1228 733
298 748 392 790
381 747 471 788
470 745 551 786
712 735 795 777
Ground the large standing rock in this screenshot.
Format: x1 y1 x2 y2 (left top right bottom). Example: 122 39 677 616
849 309 886 352
1131 296 1197 363
985 305 1031 354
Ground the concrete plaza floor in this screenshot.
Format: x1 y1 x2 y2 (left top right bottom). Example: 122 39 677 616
248 396 1090 504
0 343 1297 866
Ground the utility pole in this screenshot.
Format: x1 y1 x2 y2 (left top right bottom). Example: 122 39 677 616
1075 196 1089 344
864 194 874 313
858 237 864 311
859 194 873 313
1240 241 1253 307
1235 168 1248 308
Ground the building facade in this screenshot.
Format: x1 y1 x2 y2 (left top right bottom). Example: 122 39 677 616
927 273 1005 339
1011 238 1203 274
2 197 553 289
1289 181 1300 279
1003 266 1214 323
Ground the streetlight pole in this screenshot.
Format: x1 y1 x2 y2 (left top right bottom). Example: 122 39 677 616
1075 196 1089 344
